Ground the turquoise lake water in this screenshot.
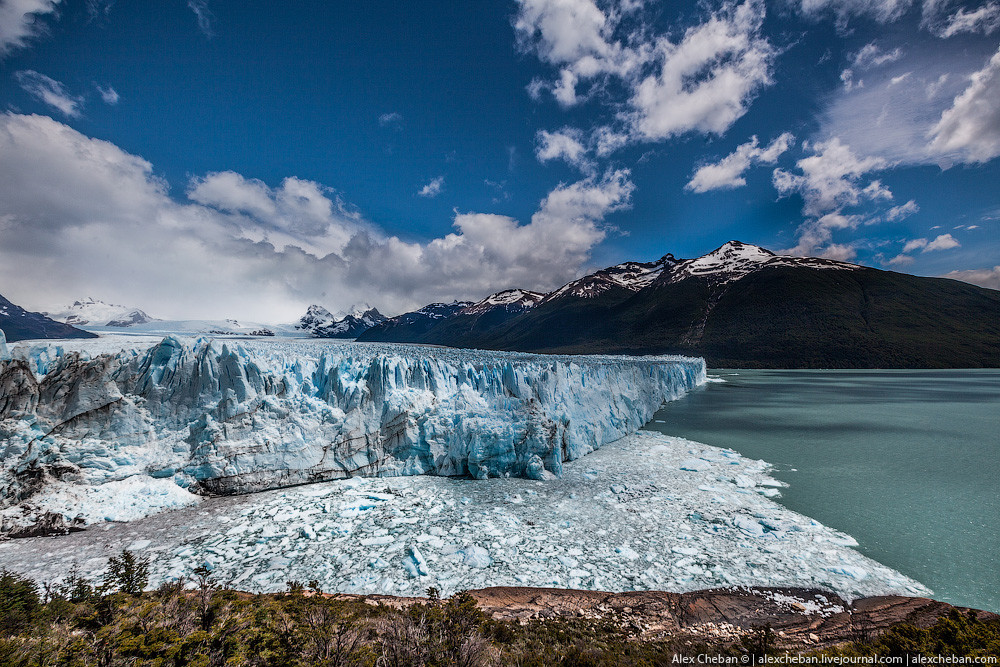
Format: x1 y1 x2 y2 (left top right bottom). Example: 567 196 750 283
645 369 1000 613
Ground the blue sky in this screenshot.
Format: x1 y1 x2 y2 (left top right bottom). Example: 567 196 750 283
0 0 998 320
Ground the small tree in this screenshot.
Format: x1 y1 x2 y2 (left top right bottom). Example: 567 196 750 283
105 549 150 595
193 565 215 630
0 569 39 636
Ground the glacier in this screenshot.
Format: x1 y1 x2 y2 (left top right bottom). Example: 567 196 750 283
0 336 705 531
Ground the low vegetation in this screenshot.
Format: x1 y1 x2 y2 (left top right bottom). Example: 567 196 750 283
2 555 998 666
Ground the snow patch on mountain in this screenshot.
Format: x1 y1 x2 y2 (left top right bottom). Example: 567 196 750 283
0 336 705 533
416 302 474 319
46 298 156 327
666 241 859 285
295 304 387 338
462 289 544 315
546 255 678 301
295 305 336 331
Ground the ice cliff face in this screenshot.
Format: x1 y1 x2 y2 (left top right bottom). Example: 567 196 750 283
0 337 704 528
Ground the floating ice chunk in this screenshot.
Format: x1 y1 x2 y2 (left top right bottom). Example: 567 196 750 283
21 475 201 526
733 515 766 537
616 545 640 560
826 565 869 580
559 555 580 568
462 545 492 568
402 547 429 578
680 459 711 472
525 455 555 481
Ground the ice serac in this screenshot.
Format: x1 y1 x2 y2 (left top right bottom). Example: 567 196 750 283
0 337 705 526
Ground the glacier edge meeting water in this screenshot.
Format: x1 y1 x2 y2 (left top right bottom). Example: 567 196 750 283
0 336 705 532
0 336 932 604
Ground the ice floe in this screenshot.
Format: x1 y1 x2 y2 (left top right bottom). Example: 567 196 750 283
0 431 930 602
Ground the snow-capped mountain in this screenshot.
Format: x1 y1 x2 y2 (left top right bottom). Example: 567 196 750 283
359 241 1000 367
360 292 546 348
358 302 473 343
543 254 679 302
461 289 544 315
295 305 336 331
1 293 97 342
295 304 387 338
45 297 156 327
662 240 856 286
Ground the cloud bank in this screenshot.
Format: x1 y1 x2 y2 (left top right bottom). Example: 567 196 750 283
0 114 632 321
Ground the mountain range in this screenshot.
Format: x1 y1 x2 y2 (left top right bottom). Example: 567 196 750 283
357 241 1000 368
3 241 997 366
44 297 156 328
294 304 387 338
0 294 96 342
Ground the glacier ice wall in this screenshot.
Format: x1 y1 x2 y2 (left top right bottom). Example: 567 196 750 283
0 337 704 525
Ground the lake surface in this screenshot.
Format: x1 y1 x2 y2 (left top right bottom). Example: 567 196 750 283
646 369 1000 613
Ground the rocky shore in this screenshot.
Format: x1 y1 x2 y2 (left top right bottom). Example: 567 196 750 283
351 586 998 651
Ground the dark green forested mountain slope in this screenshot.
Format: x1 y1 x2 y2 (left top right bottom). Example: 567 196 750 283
358 243 1000 368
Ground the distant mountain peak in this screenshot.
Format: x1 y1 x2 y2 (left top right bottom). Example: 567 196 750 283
294 303 387 338
46 297 155 327
462 289 545 315
664 240 856 286
1 293 98 342
544 253 678 302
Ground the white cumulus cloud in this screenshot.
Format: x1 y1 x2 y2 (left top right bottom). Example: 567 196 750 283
773 138 889 218
0 113 630 320
885 199 919 221
535 127 593 171
929 46 1000 163
417 176 444 198
942 265 1000 289
772 138 910 258
923 232 961 250
516 0 775 146
628 1 774 140
687 132 793 193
